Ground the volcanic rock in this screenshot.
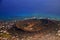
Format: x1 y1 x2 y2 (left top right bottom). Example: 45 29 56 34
15 19 58 32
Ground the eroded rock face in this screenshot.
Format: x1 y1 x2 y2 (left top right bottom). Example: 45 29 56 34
15 19 58 32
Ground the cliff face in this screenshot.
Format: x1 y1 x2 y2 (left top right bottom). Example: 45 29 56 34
16 19 58 32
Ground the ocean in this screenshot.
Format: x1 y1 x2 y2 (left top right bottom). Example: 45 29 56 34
0 0 60 20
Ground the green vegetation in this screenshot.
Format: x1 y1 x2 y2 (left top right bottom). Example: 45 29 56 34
0 32 11 38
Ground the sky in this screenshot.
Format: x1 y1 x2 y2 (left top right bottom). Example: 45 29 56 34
0 0 60 19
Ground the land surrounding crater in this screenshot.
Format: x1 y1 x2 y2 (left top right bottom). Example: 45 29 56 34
0 18 60 40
